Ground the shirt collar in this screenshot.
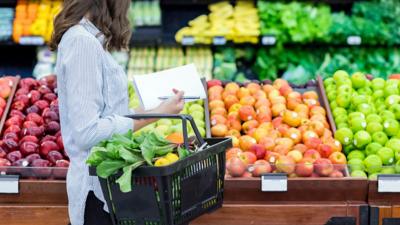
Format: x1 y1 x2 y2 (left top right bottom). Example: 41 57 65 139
79 18 105 44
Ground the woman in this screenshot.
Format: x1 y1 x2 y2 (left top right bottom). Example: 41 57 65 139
50 1 184 225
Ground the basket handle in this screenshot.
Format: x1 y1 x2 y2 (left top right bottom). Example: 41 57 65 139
125 114 206 150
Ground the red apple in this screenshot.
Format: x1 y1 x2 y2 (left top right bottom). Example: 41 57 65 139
318 144 333 158
329 170 344 178
227 157 247 177
240 151 257 165
304 149 321 162
248 144 266 160
314 158 334 177
251 160 272 177
275 156 295 174
295 159 314 177
328 152 347 171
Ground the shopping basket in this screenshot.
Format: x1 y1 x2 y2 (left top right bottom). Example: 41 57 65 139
89 114 231 225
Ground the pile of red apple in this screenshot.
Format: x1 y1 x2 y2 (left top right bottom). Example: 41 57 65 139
0 76 69 174
207 79 347 178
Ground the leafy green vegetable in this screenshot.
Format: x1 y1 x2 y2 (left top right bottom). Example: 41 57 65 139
96 160 127 179
116 161 145 192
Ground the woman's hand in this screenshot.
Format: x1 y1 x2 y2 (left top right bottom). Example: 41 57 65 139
132 89 185 131
156 89 185 114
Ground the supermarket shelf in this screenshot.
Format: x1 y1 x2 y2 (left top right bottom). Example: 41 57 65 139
160 0 363 5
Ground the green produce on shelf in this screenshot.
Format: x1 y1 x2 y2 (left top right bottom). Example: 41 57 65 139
325 70 400 178
258 1 332 44
129 0 161 27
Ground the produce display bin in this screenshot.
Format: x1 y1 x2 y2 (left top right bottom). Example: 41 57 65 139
368 178 400 225
90 114 231 225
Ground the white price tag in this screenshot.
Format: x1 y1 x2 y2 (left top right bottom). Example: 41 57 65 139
261 36 276 45
347 36 362 45
261 174 287 192
19 36 45 46
213 36 226 45
0 175 19 194
378 175 400 193
181 36 195 46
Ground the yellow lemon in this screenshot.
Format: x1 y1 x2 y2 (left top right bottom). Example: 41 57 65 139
154 158 170 167
165 153 179 164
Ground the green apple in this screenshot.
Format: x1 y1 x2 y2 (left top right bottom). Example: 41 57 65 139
377 147 395 165
366 114 382 123
328 92 337 102
381 166 396 174
386 79 399 87
351 170 368 178
366 142 383 156
385 138 400 152
155 125 171 136
371 78 385 91
191 111 204 120
389 104 400 120
352 95 368 106
380 110 396 121
358 88 373 95
385 95 400 108
189 104 204 114
395 149 400 161
337 123 349 129
337 85 352 94
349 112 365 120
372 90 384 100
335 127 353 146
344 144 355 155
372 131 389 146
170 124 183 133
348 150 366 160
333 70 350 82
351 72 367 89
375 103 386 113
348 158 365 171
333 107 347 117
384 85 399 97
336 94 351 108
197 127 206 137
354 130 371 148
383 119 400 137
395 160 400 173
326 85 336 93
369 173 379 180
324 78 335 86
335 115 349 125
357 103 373 116
349 117 367 133
194 119 205 129
157 119 173 126
364 154 383 174
330 101 338 110
366 122 383 134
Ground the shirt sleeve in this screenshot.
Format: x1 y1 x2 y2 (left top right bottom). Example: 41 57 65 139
62 35 134 151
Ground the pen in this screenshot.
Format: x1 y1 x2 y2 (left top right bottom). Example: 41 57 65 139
158 96 201 100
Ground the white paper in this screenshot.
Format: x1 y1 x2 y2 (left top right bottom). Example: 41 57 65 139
261 175 287 192
133 64 207 110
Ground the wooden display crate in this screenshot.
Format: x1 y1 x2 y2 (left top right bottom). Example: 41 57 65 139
0 180 68 225
369 180 400 225
191 177 369 225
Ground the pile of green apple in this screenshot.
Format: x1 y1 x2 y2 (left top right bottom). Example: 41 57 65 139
140 100 207 137
325 70 400 179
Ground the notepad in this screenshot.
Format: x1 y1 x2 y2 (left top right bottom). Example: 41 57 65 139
133 64 207 110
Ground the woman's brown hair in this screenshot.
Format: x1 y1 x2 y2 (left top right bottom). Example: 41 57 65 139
50 0 131 51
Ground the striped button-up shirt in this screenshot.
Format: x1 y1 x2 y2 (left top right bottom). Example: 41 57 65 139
55 18 134 225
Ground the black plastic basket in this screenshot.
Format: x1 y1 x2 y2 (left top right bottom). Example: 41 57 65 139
89 114 231 225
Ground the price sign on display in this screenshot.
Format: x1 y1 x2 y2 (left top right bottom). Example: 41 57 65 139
378 175 400 193
347 36 362 45
181 36 195 46
261 173 287 192
213 36 226 45
19 36 45 46
261 35 277 45
0 175 19 194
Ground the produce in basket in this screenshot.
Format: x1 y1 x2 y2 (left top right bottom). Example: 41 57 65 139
325 70 400 178
208 79 346 178
87 130 197 192
0 76 68 175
